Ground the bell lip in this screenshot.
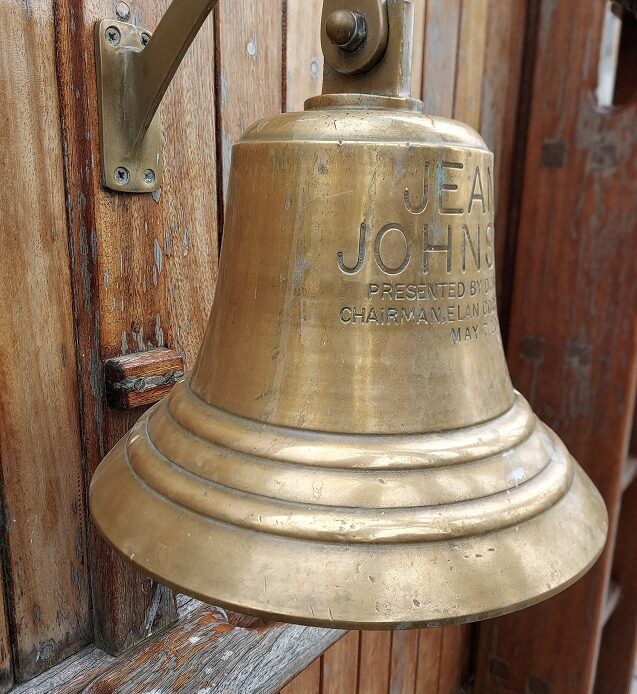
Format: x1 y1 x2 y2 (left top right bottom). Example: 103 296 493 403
93 508 607 630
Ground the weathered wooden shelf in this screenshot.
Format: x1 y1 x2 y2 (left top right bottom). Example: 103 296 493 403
13 597 343 694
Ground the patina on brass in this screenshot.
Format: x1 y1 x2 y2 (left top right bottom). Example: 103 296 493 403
90 0 608 629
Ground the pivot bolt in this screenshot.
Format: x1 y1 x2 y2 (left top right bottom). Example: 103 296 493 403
114 167 130 185
141 32 151 47
325 10 366 52
105 25 121 46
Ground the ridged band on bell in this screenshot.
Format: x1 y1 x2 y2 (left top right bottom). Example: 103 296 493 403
131 386 572 543
91 106 607 628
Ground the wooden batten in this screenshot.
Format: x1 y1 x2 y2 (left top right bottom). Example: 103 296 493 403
475 2 637 692
53 0 218 655
104 349 185 410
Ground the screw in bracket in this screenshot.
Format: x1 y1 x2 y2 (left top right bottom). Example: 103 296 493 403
141 32 151 47
142 169 156 187
105 25 121 47
114 167 130 185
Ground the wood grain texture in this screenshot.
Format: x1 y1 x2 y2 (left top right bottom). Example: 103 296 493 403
216 0 284 204
54 0 218 654
358 631 392 694
437 625 472 693
595 451 637 691
0 0 91 681
285 0 323 112
280 657 321 694
453 0 488 129
104 348 185 409
479 0 529 321
0 563 12 693
421 0 461 117
389 631 419 694
414 631 442 694
13 599 343 694
322 630 360 694
475 2 637 692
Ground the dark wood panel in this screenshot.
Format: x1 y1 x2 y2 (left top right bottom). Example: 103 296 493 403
595 413 637 693
54 0 218 654
0 0 92 681
475 1 637 692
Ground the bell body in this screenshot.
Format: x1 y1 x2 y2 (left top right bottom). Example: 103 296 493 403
91 101 607 628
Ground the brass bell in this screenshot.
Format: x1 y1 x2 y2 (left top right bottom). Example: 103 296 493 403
90 0 608 629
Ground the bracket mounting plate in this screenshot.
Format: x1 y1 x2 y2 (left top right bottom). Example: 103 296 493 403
95 19 163 193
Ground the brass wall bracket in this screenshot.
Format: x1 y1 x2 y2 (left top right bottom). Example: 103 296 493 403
94 0 399 194
95 20 163 192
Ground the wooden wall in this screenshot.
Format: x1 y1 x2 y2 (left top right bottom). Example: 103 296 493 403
3 0 635 692
474 2 637 693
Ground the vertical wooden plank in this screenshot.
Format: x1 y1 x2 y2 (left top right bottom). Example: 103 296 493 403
595 413 637 694
285 0 323 112
421 0 461 117
453 0 488 129
475 1 637 692
595 469 637 694
410 0 427 100
280 657 321 694
415 630 442 694
358 632 392 694
0 0 92 681
479 0 528 319
322 631 360 694
216 0 284 205
0 561 12 692
159 4 220 364
54 0 218 654
389 631 419 694
437 625 472 693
